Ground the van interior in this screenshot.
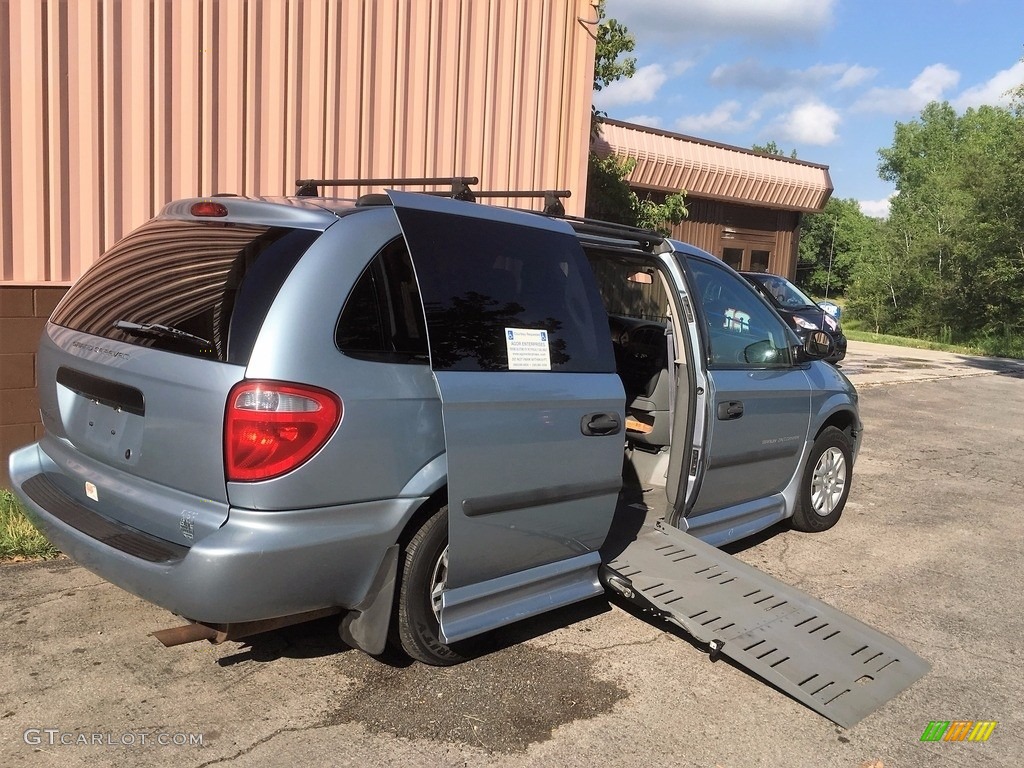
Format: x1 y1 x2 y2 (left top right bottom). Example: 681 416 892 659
583 248 695 551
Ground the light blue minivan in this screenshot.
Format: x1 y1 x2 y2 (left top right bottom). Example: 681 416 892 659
9 186 861 667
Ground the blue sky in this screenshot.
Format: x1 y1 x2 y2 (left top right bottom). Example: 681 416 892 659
597 0 1024 217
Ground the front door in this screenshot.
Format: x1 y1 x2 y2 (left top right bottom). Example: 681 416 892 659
683 256 811 516
390 191 626 642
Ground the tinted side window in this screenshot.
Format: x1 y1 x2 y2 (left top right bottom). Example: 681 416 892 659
395 208 614 373
335 239 428 363
688 259 793 368
50 220 317 363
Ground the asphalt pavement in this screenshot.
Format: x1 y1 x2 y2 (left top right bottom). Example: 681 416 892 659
2 340 1022 767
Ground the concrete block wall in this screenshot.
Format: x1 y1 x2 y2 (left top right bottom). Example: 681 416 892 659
0 284 70 488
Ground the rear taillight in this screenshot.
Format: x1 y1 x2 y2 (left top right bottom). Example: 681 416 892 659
225 381 342 482
190 201 228 217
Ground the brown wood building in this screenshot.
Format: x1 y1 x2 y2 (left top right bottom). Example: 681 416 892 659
593 119 834 279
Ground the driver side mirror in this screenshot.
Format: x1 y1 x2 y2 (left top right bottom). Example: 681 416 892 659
796 330 835 361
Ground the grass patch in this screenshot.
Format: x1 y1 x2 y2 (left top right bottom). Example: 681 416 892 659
845 330 984 356
845 329 1024 360
1 489 60 561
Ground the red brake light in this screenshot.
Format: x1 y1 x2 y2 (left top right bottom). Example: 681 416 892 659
225 381 342 482
190 201 229 217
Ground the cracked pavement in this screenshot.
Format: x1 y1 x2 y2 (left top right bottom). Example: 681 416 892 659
2 342 1023 767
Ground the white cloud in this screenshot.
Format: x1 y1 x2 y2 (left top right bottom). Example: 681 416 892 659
674 101 759 135
852 64 961 114
670 59 697 77
773 101 841 145
833 65 878 90
859 196 893 219
605 0 836 44
954 60 1024 109
593 64 668 108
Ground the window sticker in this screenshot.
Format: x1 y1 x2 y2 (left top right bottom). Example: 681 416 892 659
505 328 551 371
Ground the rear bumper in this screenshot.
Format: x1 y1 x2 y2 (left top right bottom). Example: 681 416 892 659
9 442 424 624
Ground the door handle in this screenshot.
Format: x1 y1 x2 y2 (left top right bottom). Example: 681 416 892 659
581 412 621 436
717 400 744 420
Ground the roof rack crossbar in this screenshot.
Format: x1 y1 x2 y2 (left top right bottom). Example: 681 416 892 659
559 216 665 251
472 190 571 216
294 177 572 215
295 176 479 200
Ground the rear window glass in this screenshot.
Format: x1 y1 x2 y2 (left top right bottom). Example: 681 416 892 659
50 219 319 363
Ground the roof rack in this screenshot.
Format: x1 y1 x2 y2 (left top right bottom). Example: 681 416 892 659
474 190 570 216
295 176 479 200
557 215 665 252
293 177 570 214
294 177 660 248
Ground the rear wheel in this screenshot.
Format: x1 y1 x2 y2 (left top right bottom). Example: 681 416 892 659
791 427 852 533
395 505 474 666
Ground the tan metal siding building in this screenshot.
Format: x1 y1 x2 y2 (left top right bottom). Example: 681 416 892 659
1 0 598 283
0 0 601 484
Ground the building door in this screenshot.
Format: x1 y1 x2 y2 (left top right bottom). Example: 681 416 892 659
722 245 771 273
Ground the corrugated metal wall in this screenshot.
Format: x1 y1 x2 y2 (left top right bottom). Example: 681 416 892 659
0 0 599 283
595 119 833 213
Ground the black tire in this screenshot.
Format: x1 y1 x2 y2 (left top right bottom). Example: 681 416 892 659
395 505 473 666
791 426 852 533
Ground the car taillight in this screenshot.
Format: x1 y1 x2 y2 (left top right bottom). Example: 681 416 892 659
225 381 342 482
190 201 228 217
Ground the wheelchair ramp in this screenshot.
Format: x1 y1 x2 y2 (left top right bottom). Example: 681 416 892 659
601 522 929 728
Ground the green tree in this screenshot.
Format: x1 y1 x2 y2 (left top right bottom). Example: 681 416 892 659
593 0 636 94
586 153 638 226
1009 54 1024 113
586 153 688 235
849 98 1024 352
846 214 920 334
752 140 798 159
960 106 1024 347
796 197 879 298
590 0 636 137
586 3 686 232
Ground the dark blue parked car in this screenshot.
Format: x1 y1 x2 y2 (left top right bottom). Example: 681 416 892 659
741 272 847 364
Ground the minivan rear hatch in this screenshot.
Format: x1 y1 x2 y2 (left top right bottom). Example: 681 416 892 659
34 209 323 545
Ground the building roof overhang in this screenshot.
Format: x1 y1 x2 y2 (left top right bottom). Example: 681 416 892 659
593 119 833 213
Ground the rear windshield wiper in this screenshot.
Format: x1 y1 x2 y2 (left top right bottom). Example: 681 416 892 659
113 320 212 349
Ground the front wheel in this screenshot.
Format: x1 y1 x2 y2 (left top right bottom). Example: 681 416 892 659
791 426 852 533
394 505 475 666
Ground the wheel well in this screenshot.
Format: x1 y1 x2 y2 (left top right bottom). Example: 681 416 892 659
377 486 448 657
398 486 448 549
817 411 857 442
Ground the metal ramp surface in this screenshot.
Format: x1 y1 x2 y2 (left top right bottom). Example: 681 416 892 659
601 522 929 728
